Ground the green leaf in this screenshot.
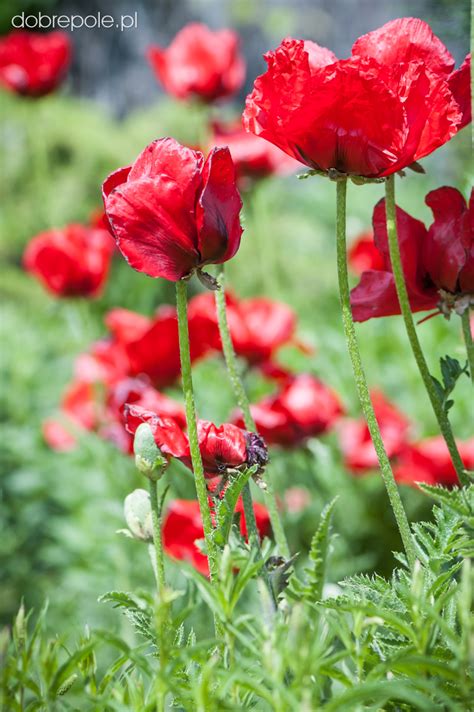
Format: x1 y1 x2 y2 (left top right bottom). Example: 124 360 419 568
213 466 257 547
286 497 338 604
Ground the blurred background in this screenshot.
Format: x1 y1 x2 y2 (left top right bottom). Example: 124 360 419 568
0 0 471 641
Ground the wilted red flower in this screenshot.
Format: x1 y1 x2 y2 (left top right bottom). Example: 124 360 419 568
163 498 270 575
394 436 474 488
196 420 268 477
243 19 470 178
351 187 473 321
348 231 385 275
237 373 343 447
188 292 304 366
23 224 114 298
211 120 298 186
0 30 71 97
103 138 243 282
338 390 411 473
147 23 245 103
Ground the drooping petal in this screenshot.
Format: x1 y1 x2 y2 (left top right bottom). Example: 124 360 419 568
424 186 471 292
197 147 243 265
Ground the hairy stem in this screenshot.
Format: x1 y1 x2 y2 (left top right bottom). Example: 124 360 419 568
384 175 468 487
461 310 474 386
214 266 290 560
175 280 220 583
335 178 416 568
148 479 166 594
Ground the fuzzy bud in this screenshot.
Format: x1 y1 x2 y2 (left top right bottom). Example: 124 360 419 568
133 422 168 480
123 489 153 542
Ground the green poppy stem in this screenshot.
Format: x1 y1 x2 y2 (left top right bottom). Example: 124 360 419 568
148 479 166 594
214 266 291 560
461 310 474 386
335 178 416 569
384 175 469 487
175 280 221 586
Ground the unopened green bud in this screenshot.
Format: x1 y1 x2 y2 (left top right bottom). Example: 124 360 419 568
124 489 153 542
133 423 167 481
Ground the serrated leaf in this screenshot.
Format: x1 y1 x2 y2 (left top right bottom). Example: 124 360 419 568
213 466 257 547
286 497 337 604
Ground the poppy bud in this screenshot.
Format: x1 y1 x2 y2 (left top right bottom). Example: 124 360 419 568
123 489 153 542
133 423 168 480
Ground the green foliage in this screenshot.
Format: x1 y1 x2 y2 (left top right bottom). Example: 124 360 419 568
286 496 338 604
3 488 471 709
431 355 469 413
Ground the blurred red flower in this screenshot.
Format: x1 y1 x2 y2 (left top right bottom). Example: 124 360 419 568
243 19 470 178
23 224 114 298
103 138 243 281
351 187 473 321
347 231 385 275
0 30 70 97
163 498 270 575
236 373 343 447
147 23 245 103
210 121 299 187
188 292 305 366
394 436 474 488
338 390 411 473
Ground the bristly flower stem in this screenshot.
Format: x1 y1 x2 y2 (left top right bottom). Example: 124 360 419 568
214 266 290 560
384 175 469 487
148 479 166 594
461 310 474 386
175 280 221 586
335 178 416 569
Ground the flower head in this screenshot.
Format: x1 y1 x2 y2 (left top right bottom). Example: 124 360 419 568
236 373 343 447
243 19 470 178
103 138 243 282
0 30 71 97
23 224 114 298
394 436 474 487
338 391 411 473
147 23 245 103
351 186 473 320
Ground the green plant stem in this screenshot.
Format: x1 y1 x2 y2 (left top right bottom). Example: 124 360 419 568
461 310 474 385
384 175 469 487
335 178 416 569
214 266 290 560
175 280 220 585
148 479 166 594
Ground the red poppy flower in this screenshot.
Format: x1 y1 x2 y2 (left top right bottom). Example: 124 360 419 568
124 404 189 460
42 418 77 452
187 292 302 365
43 380 99 451
351 186 473 321
348 231 385 275
23 224 114 298
211 120 298 186
147 23 245 103
243 19 470 178
163 498 270 575
0 30 71 97
196 420 268 477
103 138 243 282
338 390 411 473
237 373 343 447
394 436 474 488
